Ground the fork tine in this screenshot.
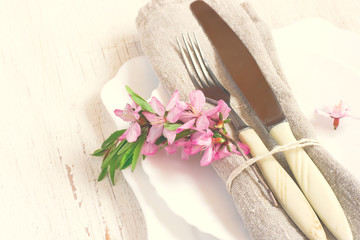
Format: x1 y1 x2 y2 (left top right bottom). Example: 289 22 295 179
181 34 209 89
191 34 230 95
176 37 202 90
187 33 213 87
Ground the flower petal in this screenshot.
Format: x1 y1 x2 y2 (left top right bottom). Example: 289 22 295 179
179 110 195 123
163 128 176 145
166 104 185 123
196 115 210 131
149 96 165 117
175 138 190 147
183 144 202 155
176 118 196 133
218 100 231 119
181 150 190 161
146 125 164 144
141 142 158 155
190 90 205 111
165 143 178 154
200 147 214 166
126 122 141 142
142 111 163 126
238 142 250 155
203 104 221 117
118 127 128 141
114 103 139 122
114 109 124 117
213 150 231 161
191 129 213 146
166 90 179 111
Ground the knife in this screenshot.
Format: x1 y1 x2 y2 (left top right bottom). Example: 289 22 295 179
177 33 326 240
190 1 353 240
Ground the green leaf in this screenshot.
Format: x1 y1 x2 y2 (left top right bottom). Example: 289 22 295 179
142 155 146 160
175 129 195 141
163 123 182 131
126 86 154 113
155 135 167 145
92 148 107 157
101 129 126 149
97 167 108 182
120 156 132 170
219 112 223 120
131 134 146 171
119 143 137 169
101 139 132 169
115 155 122 169
213 132 222 138
101 144 121 169
117 141 134 156
109 160 116 185
224 119 231 124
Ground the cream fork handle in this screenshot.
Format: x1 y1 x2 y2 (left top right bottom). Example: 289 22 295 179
238 128 326 240
270 122 353 240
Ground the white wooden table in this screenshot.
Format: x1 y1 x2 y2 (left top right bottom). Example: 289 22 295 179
1 0 359 239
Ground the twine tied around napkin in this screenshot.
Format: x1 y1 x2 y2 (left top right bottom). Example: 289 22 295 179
226 138 320 192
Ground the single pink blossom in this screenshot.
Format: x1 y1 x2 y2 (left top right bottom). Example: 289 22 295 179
179 90 219 121
114 103 142 142
188 130 246 166
315 100 359 129
213 142 246 161
181 129 215 166
209 100 231 120
178 90 226 132
179 90 206 123
114 103 141 122
143 90 186 144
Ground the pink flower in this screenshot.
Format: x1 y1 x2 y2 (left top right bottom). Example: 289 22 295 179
181 129 215 166
315 100 359 129
142 90 186 144
178 90 226 132
179 90 206 123
209 100 231 120
213 142 247 161
114 103 142 142
184 128 247 166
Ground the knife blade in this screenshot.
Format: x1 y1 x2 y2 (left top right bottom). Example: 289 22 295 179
190 1 353 240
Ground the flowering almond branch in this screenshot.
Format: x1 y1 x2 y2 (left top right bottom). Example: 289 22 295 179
93 86 249 184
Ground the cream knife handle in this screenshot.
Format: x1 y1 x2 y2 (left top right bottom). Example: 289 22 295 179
238 128 326 240
270 122 353 240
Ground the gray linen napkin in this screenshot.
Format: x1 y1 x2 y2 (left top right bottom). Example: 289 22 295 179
136 0 360 239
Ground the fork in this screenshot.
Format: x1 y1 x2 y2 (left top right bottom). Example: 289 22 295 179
176 33 276 204
176 33 326 240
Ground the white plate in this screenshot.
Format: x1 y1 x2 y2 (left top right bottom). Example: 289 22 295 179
101 56 238 240
101 18 360 240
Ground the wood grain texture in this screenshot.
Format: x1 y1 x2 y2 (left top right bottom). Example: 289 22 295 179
0 0 359 239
